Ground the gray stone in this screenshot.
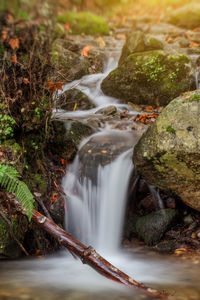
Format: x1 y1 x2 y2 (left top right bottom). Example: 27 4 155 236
135 209 177 245
133 90 200 211
57 89 95 111
119 31 164 65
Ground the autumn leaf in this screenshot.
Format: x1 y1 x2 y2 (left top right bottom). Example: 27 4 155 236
189 41 200 48
23 78 30 84
9 37 20 50
145 106 153 112
46 80 63 92
136 113 158 124
11 54 17 64
63 22 71 32
81 45 93 57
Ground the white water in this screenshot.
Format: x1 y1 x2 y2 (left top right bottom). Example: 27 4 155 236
63 145 133 254
54 54 132 120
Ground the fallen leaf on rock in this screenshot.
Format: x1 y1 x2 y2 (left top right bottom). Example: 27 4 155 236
136 113 158 124
81 45 93 57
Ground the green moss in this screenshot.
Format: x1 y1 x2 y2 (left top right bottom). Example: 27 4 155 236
129 52 190 85
31 173 47 194
189 94 200 102
155 152 195 180
166 125 176 134
58 11 109 35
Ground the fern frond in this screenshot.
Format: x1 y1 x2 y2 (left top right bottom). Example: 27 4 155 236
0 165 34 221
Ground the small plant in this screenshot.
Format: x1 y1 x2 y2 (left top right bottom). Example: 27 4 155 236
189 94 200 102
166 125 176 134
0 165 34 221
0 113 16 142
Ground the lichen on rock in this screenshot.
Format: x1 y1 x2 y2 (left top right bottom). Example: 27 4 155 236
133 90 200 211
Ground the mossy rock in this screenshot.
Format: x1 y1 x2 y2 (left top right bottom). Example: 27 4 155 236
101 50 194 106
58 11 109 35
165 3 200 29
136 209 177 245
133 90 200 211
57 89 95 111
52 43 90 81
119 31 164 65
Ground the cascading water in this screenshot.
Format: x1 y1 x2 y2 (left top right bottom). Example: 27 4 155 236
63 139 134 254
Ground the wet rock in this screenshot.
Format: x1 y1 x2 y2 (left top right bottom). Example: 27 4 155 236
79 131 139 183
67 121 94 148
165 3 200 30
155 240 177 253
123 215 139 240
57 11 109 35
133 90 200 211
52 44 90 81
102 51 194 106
52 38 106 82
96 105 118 116
119 31 164 65
135 209 177 245
56 89 95 111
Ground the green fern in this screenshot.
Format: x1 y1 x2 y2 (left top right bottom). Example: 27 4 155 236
0 165 34 221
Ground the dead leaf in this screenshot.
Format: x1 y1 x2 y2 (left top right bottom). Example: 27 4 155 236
11 54 17 64
145 106 153 112
46 80 63 92
190 41 200 48
9 37 20 50
63 22 71 32
23 78 30 84
81 45 93 57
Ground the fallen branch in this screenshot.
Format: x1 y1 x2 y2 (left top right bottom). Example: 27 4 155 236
31 209 167 299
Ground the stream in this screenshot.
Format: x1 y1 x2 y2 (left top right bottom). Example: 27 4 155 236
0 48 200 300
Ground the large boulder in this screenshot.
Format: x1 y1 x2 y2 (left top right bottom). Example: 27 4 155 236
102 50 194 106
119 31 164 65
165 3 200 30
133 90 200 211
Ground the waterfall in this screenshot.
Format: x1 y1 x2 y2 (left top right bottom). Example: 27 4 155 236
63 140 134 254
